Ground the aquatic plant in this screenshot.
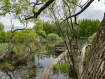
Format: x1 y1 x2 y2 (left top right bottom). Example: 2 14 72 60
53 65 59 71
53 63 70 72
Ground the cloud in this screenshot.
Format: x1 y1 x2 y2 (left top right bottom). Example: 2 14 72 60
78 0 105 21
0 14 34 31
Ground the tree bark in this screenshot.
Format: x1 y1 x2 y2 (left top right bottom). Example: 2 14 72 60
79 13 105 79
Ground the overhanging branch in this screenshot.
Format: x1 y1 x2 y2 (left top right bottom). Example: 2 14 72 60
64 0 94 21
25 0 55 20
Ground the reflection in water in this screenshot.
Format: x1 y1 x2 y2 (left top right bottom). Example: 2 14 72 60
52 71 73 79
0 39 91 79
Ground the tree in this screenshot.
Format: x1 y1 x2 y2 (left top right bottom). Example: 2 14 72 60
0 31 6 42
78 19 100 38
0 22 5 32
0 31 2 42
13 28 40 43
5 31 12 42
36 30 46 37
33 19 47 37
43 21 59 36
43 21 55 35
79 13 105 79
33 19 43 31
0 0 95 20
0 0 55 23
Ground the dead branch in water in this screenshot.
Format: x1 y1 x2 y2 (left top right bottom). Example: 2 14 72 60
12 46 41 65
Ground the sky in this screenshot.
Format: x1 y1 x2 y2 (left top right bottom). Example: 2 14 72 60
0 0 105 31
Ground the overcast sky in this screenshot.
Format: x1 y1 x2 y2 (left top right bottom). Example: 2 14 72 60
0 0 105 31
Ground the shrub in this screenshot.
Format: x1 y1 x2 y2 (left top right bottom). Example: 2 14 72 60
37 30 46 37
47 33 61 40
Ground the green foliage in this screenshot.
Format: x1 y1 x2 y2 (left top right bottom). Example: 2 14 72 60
43 19 100 39
13 28 40 43
43 21 59 35
0 31 2 42
0 23 12 42
33 19 47 37
1 0 11 16
34 19 43 31
3 62 12 68
5 31 12 42
88 33 96 42
11 28 40 52
0 22 5 31
0 31 6 42
47 33 61 40
53 65 59 71
57 21 68 37
78 19 100 38
43 21 70 37
58 63 70 72
37 30 46 37
53 63 70 72
0 43 8 54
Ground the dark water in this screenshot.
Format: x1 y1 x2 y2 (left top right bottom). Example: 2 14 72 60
0 39 91 79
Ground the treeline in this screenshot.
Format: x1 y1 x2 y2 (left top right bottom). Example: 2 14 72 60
77 19 100 38
0 27 40 43
0 19 100 42
34 19 100 39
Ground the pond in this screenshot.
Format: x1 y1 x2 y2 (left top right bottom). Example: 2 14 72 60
0 39 91 79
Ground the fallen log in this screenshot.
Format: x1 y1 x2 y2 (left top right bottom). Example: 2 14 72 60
41 50 67 79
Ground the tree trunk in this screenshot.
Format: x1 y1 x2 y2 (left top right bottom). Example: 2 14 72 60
79 13 105 79
78 44 89 77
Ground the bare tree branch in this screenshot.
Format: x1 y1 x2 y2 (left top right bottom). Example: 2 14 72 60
68 0 83 9
64 0 94 21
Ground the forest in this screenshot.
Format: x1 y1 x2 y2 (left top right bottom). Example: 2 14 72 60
0 19 100 42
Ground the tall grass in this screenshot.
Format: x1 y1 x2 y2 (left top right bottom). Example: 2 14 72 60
53 63 70 72
0 43 8 54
